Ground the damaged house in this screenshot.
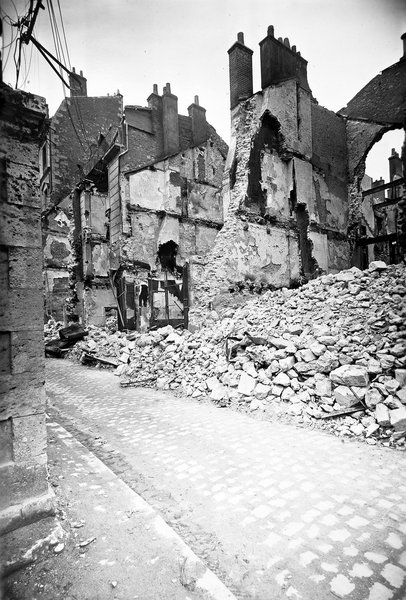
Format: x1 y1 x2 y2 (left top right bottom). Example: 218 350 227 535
41 69 123 320
66 83 228 330
193 28 406 308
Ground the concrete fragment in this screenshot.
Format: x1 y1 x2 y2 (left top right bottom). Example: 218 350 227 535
396 388 406 404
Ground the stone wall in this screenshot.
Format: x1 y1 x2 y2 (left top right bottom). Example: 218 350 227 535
0 84 54 537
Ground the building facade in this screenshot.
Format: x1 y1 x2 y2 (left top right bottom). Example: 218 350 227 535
65 84 228 330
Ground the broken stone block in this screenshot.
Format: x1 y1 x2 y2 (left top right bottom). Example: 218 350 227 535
242 361 258 378
350 423 364 436
375 403 390 426
237 372 256 396
335 270 355 282
250 398 265 411
384 378 400 394
210 385 229 402
206 376 220 391
271 384 283 397
396 388 406 404
334 385 359 407
330 365 369 387
365 422 380 437
273 372 290 387
368 260 387 271
278 356 295 372
367 358 382 375
389 407 406 431
314 376 332 397
254 383 271 399
395 369 406 387
365 387 383 408
296 348 316 363
281 387 294 401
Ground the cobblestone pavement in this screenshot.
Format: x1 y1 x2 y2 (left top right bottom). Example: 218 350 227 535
46 359 406 600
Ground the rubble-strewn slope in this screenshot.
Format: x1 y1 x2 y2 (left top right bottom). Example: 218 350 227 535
66 262 406 447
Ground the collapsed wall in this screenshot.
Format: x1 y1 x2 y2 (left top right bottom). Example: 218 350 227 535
191 28 350 311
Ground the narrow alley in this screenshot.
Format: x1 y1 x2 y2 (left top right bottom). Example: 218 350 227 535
12 358 406 600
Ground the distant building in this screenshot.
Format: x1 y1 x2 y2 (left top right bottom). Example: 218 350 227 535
357 148 404 267
41 69 122 321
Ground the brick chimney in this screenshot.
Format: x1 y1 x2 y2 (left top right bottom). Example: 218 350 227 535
389 148 402 181
69 67 87 96
228 32 253 109
259 25 311 92
188 95 207 146
162 83 179 155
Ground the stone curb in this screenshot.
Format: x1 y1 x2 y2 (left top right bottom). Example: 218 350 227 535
56 423 237 600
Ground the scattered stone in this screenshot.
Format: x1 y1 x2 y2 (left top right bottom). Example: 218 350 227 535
59 263 405 446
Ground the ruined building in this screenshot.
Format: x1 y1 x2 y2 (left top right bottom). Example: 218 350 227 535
193 28 406 308
358 148 404 267
0 84 57 565
41 70 123 320
44 79 227 329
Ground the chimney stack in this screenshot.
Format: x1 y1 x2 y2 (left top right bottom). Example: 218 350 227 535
401 33 406 61
69 67 87 96
259 26 311 92
228 32 253 109
188 95 208 146
162 83 179 155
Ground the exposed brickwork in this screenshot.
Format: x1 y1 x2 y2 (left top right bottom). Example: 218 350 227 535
0 84 54 535
228 35 253 109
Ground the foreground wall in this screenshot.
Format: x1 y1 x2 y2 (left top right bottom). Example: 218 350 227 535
0 85 54 536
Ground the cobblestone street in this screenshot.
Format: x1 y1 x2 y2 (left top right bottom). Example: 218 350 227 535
46 359 406 600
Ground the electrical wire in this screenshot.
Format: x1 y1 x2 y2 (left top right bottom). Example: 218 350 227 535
44 0 91 155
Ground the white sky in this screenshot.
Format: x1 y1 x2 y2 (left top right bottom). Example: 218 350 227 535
2 0 405 181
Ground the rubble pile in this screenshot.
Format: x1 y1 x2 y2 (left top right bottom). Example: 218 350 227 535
44 318 64 342
69 261 406 446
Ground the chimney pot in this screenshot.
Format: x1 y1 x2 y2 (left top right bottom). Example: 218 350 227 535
284 38 290 48
165 82 171 94
278 37 283 43
80 70 83 76
237 32 244 44
267 25 274 37
292 45 297 52
153 83 158 94
72 67 76 73
194 95 199 105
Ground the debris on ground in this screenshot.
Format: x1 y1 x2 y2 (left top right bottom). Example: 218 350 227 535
45 321 88 357
49 262 406 447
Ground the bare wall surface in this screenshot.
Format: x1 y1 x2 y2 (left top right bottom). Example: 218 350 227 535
0 84 54 538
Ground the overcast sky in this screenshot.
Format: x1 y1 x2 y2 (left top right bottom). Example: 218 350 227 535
2 0 405 180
